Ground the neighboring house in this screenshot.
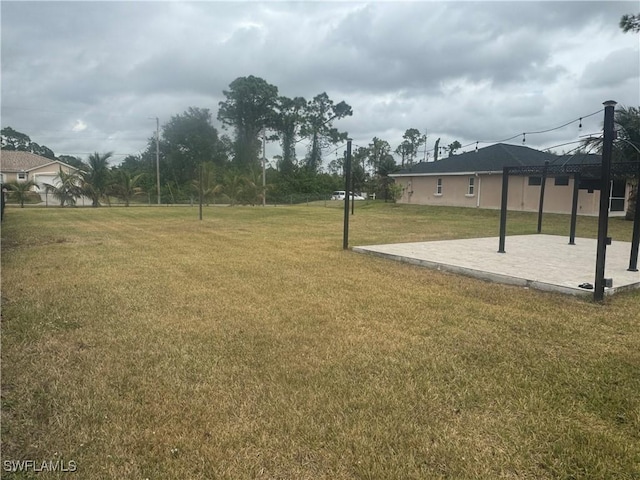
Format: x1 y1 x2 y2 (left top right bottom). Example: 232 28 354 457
0 150 79 190
390 143 631 216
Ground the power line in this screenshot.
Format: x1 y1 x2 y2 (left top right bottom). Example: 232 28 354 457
55 152 133 157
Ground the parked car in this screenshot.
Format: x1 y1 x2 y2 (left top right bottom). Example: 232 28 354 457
331 191 365 200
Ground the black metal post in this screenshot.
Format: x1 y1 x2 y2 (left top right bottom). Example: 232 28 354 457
629 182 640 271
343 140 352 250
198 163 203 221
594 101 616 301
351 188 355 216
569 172 580 245
0 187 5 221
537 161 549 233
498 166 510 253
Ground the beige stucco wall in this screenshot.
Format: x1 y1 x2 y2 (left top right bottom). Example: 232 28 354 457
401 175 479 208
395 174 627 216
2 163 76 185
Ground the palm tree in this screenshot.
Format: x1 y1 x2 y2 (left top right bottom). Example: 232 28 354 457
109 170 145 206
6 180 37 207
191 162 222 205
583 106 640 220
239 168 265 205
377 155 400 202
614 106 640 220
221 171 248 206
82 152 113 207
44 169 82 207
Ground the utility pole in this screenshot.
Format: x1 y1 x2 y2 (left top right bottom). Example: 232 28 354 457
423 128 428 162
155 117 160 205
262 129 266 207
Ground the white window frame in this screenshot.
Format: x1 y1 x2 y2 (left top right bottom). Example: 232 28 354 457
17 172 27 181
467 176 475 195
435 178 443 196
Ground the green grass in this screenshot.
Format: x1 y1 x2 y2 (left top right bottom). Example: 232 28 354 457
1 203 639 479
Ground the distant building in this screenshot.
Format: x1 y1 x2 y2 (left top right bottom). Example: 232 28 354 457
0 150 80 189
390 143 630 215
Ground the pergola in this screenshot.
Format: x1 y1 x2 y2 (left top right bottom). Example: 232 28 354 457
498 102 640 301
498 158 640 302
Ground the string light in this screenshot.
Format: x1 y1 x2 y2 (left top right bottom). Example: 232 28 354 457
381 108 605 163
293 108 606 167
464 108 603 152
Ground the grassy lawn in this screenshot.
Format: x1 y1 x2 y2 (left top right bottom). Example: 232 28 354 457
1 203 638 479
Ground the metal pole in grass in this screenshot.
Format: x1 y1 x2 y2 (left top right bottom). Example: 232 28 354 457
569 172 580 245
537 161 549 233
594 100 616 301
155 117 161 205
628 174 640 271
498 166 509 253
0 186 5 221
351 189 355 215
262 130 266 207
343 140 352 250
199 163 203 221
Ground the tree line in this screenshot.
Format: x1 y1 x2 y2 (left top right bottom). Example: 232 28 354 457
1 76 451 205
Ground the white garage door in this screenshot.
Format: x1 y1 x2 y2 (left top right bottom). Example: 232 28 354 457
33 173 58 189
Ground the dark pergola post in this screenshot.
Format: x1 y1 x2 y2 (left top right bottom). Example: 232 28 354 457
351 188 355 215
569 172 580 245
343 140 352 250
0 187 5 221
594 101 616 301
537 161 549 233
198 163 203 221
498 166 510 253
629 183 640 271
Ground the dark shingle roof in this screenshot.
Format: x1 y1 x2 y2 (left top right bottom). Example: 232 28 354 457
392 143 600 176
553 153 602 167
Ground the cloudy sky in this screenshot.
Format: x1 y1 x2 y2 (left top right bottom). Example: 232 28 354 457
1 1 638 167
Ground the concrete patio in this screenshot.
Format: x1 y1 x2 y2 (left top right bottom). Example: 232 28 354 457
353 234 640 298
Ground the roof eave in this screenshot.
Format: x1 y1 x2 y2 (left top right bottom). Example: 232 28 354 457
391 170 503 177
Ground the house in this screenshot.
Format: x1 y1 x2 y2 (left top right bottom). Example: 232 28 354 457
390 143 631 215
0 150 79 189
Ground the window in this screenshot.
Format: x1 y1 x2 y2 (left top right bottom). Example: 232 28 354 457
528 176 542 186
468 177 475 195
554 176 569 186
436 178 442 195
17 172 27 180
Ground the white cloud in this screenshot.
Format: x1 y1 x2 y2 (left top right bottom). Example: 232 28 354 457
72 120 87 132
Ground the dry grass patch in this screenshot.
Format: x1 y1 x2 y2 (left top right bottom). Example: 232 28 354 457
1 204 639 479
